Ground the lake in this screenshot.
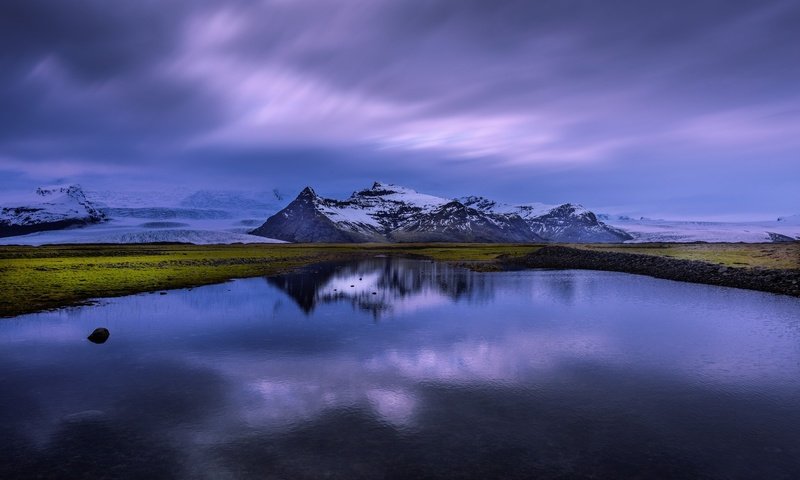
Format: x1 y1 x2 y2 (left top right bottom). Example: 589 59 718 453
2 257 800 479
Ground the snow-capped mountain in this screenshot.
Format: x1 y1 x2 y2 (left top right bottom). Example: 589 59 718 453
266 257 493 317
249 182 631 243
0 185 107 238
4 182 795 245
460 196 632 243
0 186 283 245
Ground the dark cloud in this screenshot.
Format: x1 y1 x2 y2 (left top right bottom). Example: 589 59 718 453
0 0 186 79
0 0 222 151
0 0 798 215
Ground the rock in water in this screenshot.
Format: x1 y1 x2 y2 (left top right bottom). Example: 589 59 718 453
87 327 110 344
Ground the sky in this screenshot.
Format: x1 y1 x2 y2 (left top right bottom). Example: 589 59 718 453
1 0 799 219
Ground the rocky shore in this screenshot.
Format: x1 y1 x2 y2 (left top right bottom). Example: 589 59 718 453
504 246 800 297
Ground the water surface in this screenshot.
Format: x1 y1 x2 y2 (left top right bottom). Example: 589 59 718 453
2 258 800 479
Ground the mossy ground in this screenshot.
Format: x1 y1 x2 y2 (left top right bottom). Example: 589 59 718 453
0 243 542 317
1 242 797 318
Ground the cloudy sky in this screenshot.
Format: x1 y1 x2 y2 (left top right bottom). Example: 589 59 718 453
1 0 798 218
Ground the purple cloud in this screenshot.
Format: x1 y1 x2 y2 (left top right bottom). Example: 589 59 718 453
0 0 798 216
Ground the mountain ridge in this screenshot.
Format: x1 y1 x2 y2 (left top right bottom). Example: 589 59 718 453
250 182 631 243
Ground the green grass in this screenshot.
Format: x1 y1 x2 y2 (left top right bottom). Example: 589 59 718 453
2 242 796 318
580 243 800 269
0 243 542 317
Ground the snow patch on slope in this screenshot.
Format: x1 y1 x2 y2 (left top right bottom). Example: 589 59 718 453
316 182 450 231
361 182 450 208
460 196 577 219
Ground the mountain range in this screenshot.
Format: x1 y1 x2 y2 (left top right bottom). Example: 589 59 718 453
1 183 798 244
249 182 632 243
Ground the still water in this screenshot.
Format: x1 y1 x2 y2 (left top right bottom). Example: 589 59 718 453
2 258 800 479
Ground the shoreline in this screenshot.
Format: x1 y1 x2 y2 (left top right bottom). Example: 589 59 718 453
499 245 800 298
1 243 798 318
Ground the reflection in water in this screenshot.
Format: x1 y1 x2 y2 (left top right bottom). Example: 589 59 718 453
2 259 800 479
267 257 496 318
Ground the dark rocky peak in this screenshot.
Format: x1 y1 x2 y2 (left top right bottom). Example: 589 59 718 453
293 186 321 205
298 186 317 198
460 196 497 212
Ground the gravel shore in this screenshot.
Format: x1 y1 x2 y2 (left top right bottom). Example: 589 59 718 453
506 245 800 297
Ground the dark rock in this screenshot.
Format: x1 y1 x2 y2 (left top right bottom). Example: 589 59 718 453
87 327 110 344
767 232 798 243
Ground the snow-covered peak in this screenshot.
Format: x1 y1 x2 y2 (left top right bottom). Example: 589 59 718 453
460 196 558 218
539 203 592 218
367 181 413 193
1 184 106 228
350 182 449 208
459 196 500 212
514 203 563 217
298 186 318 199
9 184 92 211
35 184 90 203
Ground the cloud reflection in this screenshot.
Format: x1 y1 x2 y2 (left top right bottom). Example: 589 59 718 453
2 260 800 478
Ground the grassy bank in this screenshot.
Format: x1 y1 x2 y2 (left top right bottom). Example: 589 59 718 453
0 243 542 317
1 242 797 318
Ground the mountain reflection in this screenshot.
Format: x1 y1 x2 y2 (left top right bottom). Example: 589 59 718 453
266 257 496 318
4 263 800 479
